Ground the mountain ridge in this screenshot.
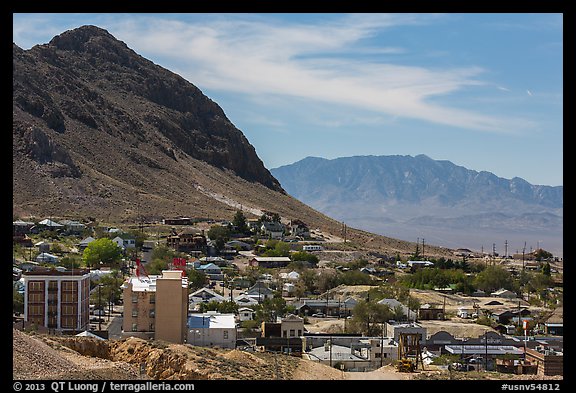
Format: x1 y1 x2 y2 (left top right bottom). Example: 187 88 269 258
271 155 563 256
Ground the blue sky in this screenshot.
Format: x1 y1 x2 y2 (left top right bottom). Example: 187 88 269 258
13 13 563 186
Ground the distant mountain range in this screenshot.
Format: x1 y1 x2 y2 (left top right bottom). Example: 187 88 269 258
271 155 563 256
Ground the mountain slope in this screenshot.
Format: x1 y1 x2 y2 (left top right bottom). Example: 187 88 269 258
12 25 454 258
271 155 563 255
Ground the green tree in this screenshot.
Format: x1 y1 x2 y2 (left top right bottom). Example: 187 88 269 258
207 225 231 252
232 210 249 235
347 300 393 336
473 265 514 293
188 269 209 290
82 238 123 268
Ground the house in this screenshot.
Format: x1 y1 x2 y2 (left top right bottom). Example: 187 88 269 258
289 219 310 238
282 282 296 296
280 314 305 338
166 227 207 255
249 257 291 268
260 221 285 239
59 220 86 235
195 263 223 280
279 271 300 281
35 252 59 264
187 312 236 349
418 303 444 320
230 277 252 290
78 236 96 251
304 343 372 371
491 288 517 299
34 241 50 253
237 307 255 322
112 236 136 252
233 294 259 307
295 297 357 317
37 219 64 231
377 299 413 321
246 281 275 303
543 306 563 336
189 287 226 308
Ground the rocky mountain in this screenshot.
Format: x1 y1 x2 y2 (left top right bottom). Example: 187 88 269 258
13 25 455 258
271 155 563 256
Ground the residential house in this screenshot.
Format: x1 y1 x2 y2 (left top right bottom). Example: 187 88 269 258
289 219 310 238
187 312 236 348
37 219 64 231
13 220 34 246
280 314 305 338
36 252 59 264
78 236 96 252
543 306 563 336
303 343 372 371
189 287 226 309
195 263 223 281
491 288 517 299
166 227 207 256
249 257 291 268
246 281 275 303
418 303 444 320
282 282 296 297
59 220 86 235
377 298 413 321
444 344 524 371
237 307 255 322
233 294 259 307
260 221 285 239
294 297 357 317
35 241 50 253
279 271 300 282
230 277 252 290
112 236 136 253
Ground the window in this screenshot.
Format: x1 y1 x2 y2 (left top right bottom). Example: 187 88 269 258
149 309 155 318
132 323 138 332
132 310 138 317
132 294 138 303
289 329 295 337
223 330 228 339
149 294 155 304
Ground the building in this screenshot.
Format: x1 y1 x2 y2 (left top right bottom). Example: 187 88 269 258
237 307 255 322
295 297 358 317
249 257 291 268
245 281 275 303
289 220 310 238
377 299 413 321
418 303 444 320
189 287 226 310
166 227 207 256
490 288 517 299
280 314 305 338
35 252 59 264
122 270 189 343
260 221 285 239
543 306 563 336
187 312 237 348
524 346 563 376
22 268 91 333
384 322 426 346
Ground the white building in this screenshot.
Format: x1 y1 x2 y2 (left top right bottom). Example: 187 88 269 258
237 307 255 322
187 312 236 348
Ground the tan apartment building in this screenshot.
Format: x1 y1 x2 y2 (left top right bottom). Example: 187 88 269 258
122 270 188 343
23 268 91 332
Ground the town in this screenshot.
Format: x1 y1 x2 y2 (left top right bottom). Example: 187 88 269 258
13 211 563 380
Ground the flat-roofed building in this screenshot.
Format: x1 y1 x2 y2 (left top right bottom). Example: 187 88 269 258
22 268 91 332
122 270 188 343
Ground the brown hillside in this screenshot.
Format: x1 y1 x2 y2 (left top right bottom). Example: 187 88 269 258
12 25 453 258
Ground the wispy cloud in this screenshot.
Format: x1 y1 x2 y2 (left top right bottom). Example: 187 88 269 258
15 13 536 133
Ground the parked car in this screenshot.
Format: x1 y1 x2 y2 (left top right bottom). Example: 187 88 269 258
311 313 325 318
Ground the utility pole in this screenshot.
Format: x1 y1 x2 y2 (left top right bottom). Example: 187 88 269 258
422 238 425 260
522 242 526 272
504 240 508 259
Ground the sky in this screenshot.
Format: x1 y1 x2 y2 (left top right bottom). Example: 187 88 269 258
13 13 563 186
